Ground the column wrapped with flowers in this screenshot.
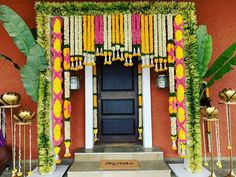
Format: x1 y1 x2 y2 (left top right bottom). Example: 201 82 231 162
174 14 187 158
51 16 64 164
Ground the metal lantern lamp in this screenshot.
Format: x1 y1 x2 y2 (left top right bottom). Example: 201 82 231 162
156 74 168 88
70 76 80 90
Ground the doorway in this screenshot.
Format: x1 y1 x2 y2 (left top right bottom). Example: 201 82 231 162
97 58 138 143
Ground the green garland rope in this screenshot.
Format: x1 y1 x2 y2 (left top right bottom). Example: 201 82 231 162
35 1 202 173
36 14 55 174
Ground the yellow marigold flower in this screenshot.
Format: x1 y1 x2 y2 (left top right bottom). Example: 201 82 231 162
177 107 185 122
177 84 185 102
53 77 62 94
54 57 61 72
178 129 186 140
93 95 97 108
175 30 183 42
175 14 183 26
53 99 62 118
168 55 175 63
64 100 71 119
176 46 183 60
54 124 61 141
53 19 62 33
53 38 61 52
176 64 184 79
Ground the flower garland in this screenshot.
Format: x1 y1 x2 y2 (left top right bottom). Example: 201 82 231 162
103 14 113 65
141 15 150 68
93 66 98 142
95 16 104 56
70 16 75 71
18 125 22 176
51 16 64 164
138 63 143 140
132 14 141 57
153 14 158 71
174 14 187 158
167 14 177 151
28 125 32 176
63 16 72 158
74 16 83 71
83 15 96 66
124 14 133 66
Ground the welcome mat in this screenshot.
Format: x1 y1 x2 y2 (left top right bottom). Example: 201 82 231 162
99 160 139 170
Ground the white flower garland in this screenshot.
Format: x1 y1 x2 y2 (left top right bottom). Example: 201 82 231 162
74 16 79 70
103 14 108 64
124 14 128 66
70 16 75 70
162 14 167 58
158 14 163 57
18 125 22 176
128 14 133 66
215 120 222 168
28 125 32 175
78 16 83 69
202 120 208 167
107 15 112 64
64 17 69 45
154 14 158 59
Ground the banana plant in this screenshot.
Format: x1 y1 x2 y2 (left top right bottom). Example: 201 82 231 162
197 25 236 98
0 5 47 102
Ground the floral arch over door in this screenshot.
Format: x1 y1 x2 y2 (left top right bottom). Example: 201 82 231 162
36 2 201 174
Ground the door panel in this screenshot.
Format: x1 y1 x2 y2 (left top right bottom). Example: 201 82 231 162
102 99 134 115
97 58 138 142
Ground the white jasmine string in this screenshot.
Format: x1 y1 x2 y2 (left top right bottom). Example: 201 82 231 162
18 125 22 176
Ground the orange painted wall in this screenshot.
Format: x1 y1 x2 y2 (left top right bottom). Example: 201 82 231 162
0 0 236 160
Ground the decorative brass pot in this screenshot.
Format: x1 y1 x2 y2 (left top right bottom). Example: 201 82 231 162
200 106 219 119
219 88 236 102
13 110 36 123
0 92 21 105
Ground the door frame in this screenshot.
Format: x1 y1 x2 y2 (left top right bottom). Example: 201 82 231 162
85 65 153 149
96 60 139 143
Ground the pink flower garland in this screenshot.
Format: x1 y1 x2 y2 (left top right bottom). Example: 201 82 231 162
174 15 187 158
51 16 64 164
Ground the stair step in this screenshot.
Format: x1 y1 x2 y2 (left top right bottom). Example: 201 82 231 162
75 148 164 161
67 160 171 177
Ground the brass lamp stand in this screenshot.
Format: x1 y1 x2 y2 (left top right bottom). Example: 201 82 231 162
0 104 20 177
220 101 236 177
203 117 218 177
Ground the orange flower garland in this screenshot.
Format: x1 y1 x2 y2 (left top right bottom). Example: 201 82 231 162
51 16 63 164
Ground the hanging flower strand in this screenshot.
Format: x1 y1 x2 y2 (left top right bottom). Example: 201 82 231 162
51 16 64 164
167 14 177 150
174 14 187 158
63 16 72 158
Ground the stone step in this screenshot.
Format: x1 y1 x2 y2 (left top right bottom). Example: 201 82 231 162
75 147 164 161
67 160 171 177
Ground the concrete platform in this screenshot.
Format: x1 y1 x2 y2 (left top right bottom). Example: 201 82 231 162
30 165 69 177
169 164 210 177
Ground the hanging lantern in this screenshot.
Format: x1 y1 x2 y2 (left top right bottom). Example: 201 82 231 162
70 76 80 90
156 74 168 88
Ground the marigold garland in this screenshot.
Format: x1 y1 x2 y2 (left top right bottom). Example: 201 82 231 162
63 16 72 158
167 14 177 151
51 16 64 164
93 66 98 142
174 14 187 158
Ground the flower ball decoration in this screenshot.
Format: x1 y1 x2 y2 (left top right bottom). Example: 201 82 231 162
200 106 219 119
0 92 21 105
219 88 236 102
13 110 36 123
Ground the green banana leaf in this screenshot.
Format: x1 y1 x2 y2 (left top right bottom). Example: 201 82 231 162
0 53 20 70
0 5 47 102
21 44 47 102
204 42 236 87
196 25 212 80
0 5 36 55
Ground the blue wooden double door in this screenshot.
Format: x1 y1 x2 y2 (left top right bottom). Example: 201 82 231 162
97 58 138 143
